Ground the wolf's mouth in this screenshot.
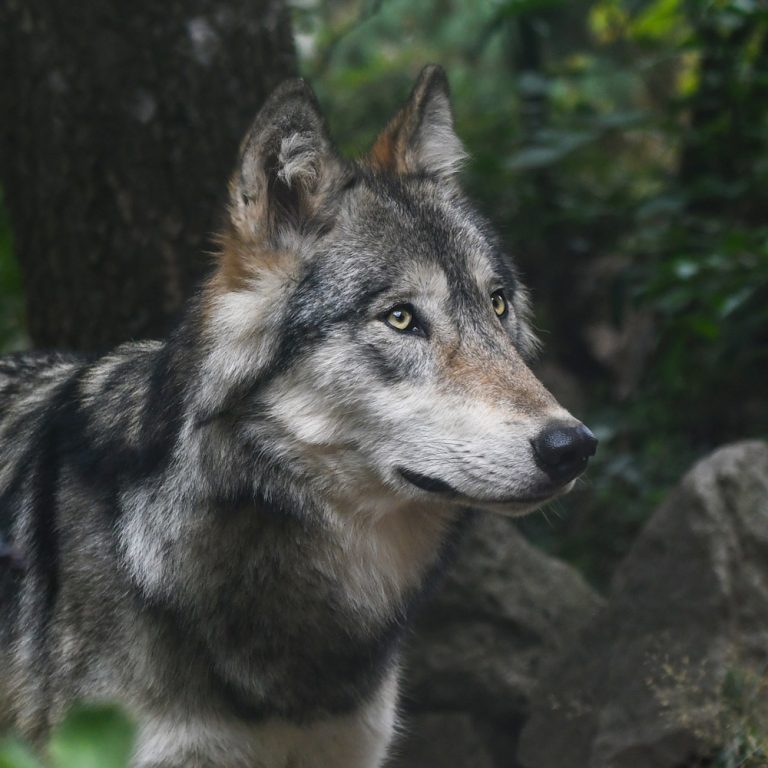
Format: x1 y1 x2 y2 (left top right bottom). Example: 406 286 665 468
398 468 461 497
397 467 559 507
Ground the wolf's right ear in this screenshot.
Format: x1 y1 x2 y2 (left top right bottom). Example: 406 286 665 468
368 65 466 179
228 79 340 244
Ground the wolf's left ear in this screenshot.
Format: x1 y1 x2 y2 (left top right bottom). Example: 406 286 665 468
369 65 467 179
229 79 342 244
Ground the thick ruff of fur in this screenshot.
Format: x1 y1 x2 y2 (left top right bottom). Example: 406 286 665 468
0 66 586 767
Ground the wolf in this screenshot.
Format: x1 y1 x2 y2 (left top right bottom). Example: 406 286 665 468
0 65 596 767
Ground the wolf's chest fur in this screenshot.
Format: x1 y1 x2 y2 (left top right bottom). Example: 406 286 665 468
116 470 462 722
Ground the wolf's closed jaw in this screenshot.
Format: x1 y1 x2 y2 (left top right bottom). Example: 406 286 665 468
397 419 597 509
398 468 460 496
398 466 562 505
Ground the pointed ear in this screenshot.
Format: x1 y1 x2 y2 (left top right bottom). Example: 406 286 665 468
369 65 467 179
229 79 341 244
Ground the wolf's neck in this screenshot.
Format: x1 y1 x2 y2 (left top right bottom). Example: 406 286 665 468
131 444 462 624
114 361 459 612
112 337 469 716
117 321 465 629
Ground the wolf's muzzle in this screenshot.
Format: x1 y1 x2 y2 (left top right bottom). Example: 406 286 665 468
532 421 598 486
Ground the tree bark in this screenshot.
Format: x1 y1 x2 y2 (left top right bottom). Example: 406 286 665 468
0 0 296 351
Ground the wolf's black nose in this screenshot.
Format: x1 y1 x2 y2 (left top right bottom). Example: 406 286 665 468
532 422 598 485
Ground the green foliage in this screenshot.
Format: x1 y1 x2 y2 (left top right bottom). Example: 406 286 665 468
0 741 44 768
0 188 26 353
715 666 768 768
0 706 135 768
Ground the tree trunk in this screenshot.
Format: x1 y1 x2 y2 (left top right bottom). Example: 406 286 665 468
0 0 296 351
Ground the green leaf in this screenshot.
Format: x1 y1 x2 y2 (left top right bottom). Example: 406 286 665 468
719 287 755 318
590 110 648 129
687 315 720 340
48 706 135 768
494 0 566 19
0 740 45 768
507 145 569 170
507 130 596 170
672 258 700 279
629 0 688 43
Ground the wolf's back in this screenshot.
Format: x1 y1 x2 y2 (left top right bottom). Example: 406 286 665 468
0 345 166 736
0 352 86 500
0 352 85 421
0 351 85 492
0 352 88 729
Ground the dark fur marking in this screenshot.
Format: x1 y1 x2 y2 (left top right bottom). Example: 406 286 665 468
359 341 408 384
0 539 26 572
131 483 414 724
398 468 459 496
29 367 92 617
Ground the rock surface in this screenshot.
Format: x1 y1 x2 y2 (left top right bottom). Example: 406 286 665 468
391 713 497 768
517 440 768 768
391 512 603 768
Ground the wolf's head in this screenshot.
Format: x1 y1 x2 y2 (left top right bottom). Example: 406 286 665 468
200 66 596 517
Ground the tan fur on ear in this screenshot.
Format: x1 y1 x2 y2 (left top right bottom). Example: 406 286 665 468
227 78 340 243
227 174 269 248
207 78 345 302
370 129 398 172
206 226 298 300
369 65 467 178
208 228 260 295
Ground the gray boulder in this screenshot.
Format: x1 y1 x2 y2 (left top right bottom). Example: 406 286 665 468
392 513 603 768
391 713 497 768
518 440 768 768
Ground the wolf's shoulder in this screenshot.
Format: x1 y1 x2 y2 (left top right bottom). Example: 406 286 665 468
0 350 86 375
0 350 87 400
0 342 162 419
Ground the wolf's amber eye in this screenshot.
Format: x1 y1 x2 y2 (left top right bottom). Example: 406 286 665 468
491 290 508 318
385 306 415 332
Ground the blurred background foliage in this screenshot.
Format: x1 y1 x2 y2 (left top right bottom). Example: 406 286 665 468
0 705 134 768
0 189 26 354
1 0 767 588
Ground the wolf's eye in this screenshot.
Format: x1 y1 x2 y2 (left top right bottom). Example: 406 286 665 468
491 290 508 318
385 306 415 332
384 304 427 335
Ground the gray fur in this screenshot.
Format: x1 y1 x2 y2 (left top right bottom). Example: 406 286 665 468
0 66 591 767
